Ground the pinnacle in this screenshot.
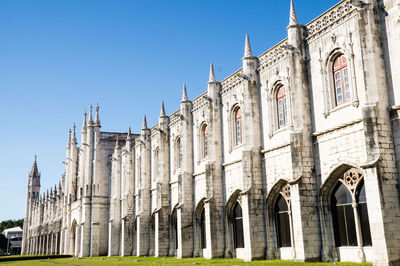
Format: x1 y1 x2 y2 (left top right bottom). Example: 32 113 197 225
142 115 148 129
115 136 119 149
209 62 216 83
160 101 166 117
29 155 40 179
94 103 100 126
127 127 132 141
289 0 298 26
82 111 87 130
244 34 252 58
72 123 77 142
181 84 188 102
88 104 93 123
68 129 72 144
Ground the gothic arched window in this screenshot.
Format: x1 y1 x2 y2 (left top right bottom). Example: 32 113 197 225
172 209 178 250
274 194 291 248
356 180 372 246
234 107 243 146
153 148 159 182
175 137 182 170
233 201 244 248
331 182 357 246
332 54 350 105
136 156 141 188
276 86 288 128
200 208 206 249
331 171 372 247
202 124 208 159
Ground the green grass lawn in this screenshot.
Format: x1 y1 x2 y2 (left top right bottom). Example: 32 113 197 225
0 255 372 266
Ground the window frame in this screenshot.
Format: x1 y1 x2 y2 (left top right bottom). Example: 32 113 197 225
232 201 244 249
332 54 351 106
274 194 292 248
276 85 288 129
175 137 182 171
153 147 159 182
201 123 209 159
200 208 206 249
323 49 358 116
233 106 243 147
330 169 372 248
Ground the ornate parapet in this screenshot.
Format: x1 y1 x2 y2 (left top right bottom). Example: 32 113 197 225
306 0 357 42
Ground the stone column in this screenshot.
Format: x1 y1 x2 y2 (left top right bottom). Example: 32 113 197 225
155 106 170 257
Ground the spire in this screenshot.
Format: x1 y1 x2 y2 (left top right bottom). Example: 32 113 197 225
244 34 252 58
208 62 216 83
29 155 40 179
72 123 77 143
142 115 148 129
94 103 100 127
160 101 166 117
88 104 93 124
115 136 119 149
289 0 298 26
68 129 72 144
181 84 188 102
82 111 87 131
127 127 132 141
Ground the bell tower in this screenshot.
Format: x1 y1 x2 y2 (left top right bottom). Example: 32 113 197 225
21 155 41 254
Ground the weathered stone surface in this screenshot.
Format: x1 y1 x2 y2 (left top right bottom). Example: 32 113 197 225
22 1 400 265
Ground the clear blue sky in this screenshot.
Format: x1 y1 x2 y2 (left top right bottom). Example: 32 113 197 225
0 0 338 221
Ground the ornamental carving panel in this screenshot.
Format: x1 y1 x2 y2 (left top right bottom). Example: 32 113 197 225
339 168 363 191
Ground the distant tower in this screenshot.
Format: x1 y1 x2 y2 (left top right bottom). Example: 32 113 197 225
21 155 41 254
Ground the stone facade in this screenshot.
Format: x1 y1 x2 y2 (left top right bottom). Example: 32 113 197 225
21 0 400 265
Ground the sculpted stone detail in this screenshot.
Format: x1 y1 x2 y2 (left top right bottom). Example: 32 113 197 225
306 0 356 41
21 1 400 264
340 168 363 191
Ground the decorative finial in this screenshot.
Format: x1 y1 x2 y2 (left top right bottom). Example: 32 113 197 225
142 115 148 129
68 129 72 144
115 136 119 149
88 104 93 123
94 103 100 127
208 62 216 83
289 0 298 26
82 111 87 129
160 101 166 117
127 127 132 141
244 34 252 58
72 123 77 142
181 83 188 102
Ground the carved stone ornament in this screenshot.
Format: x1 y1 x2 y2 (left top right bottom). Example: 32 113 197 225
280 184 291 202
331 33 337 44
340 168 363 191
237 195 243 206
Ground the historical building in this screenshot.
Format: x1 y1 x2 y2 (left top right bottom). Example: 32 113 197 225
21 0 400 265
